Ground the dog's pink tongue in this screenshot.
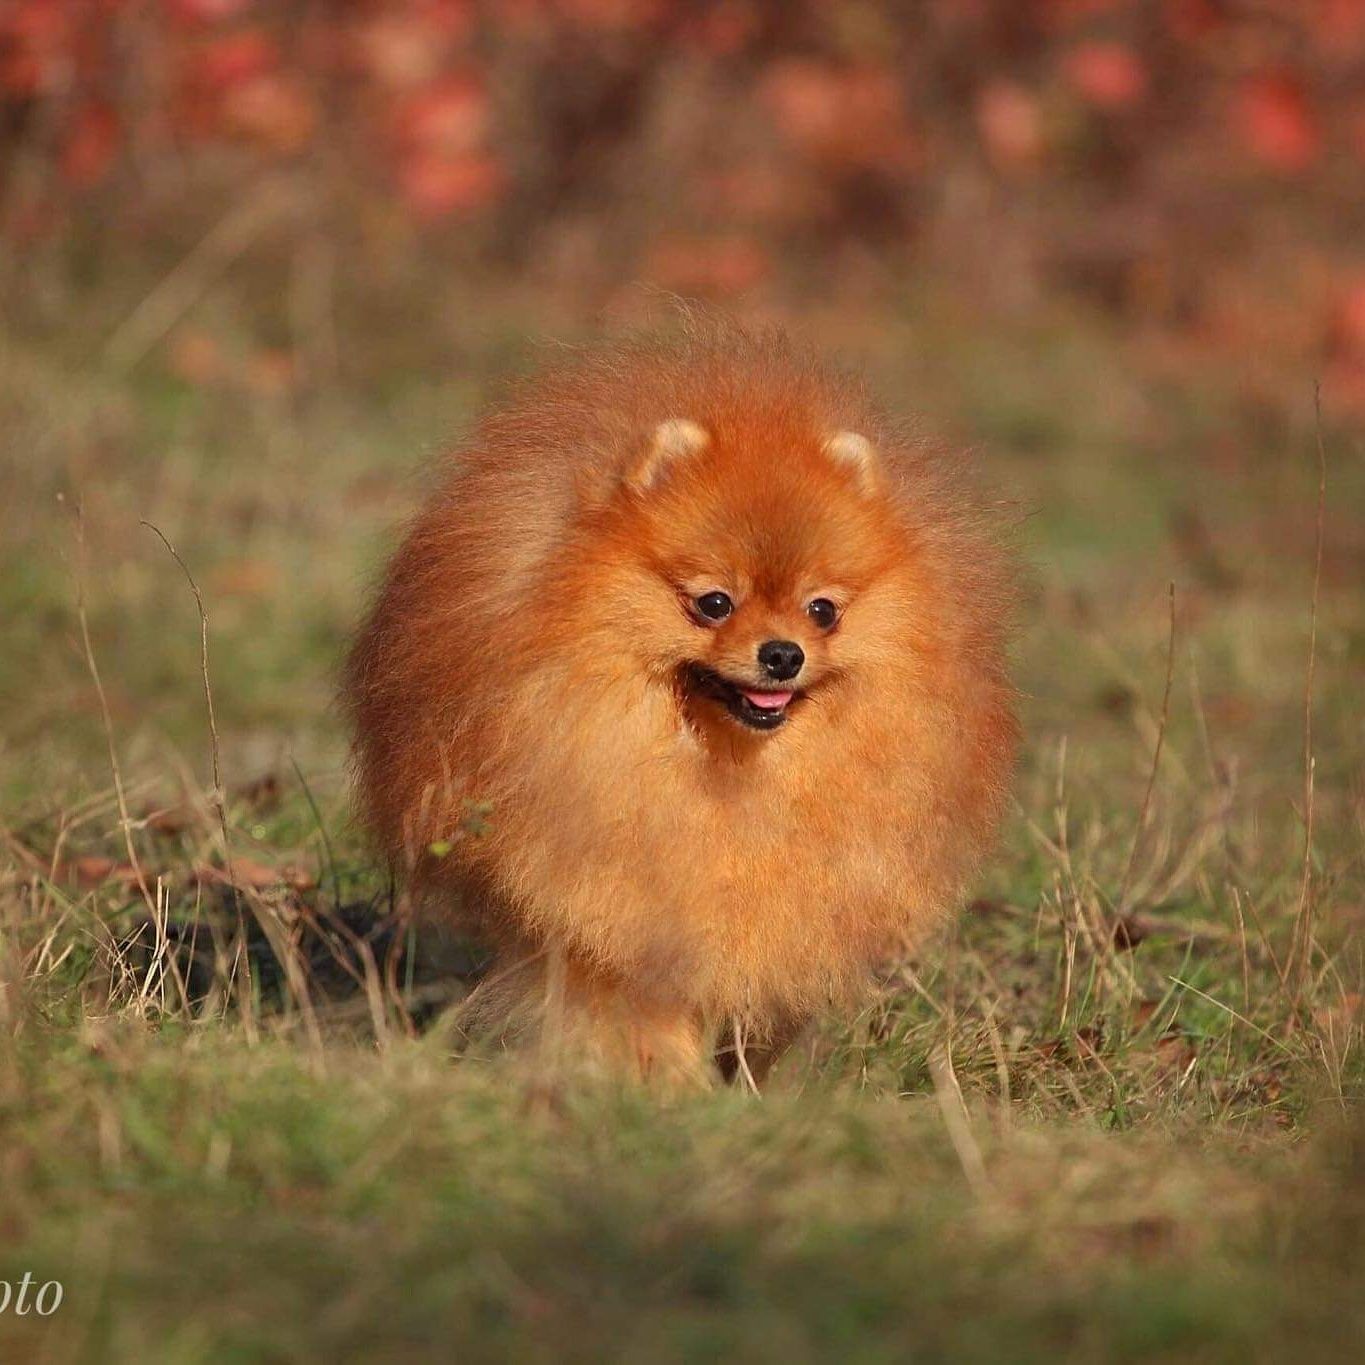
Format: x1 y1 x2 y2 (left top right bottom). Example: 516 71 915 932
741 688 794 710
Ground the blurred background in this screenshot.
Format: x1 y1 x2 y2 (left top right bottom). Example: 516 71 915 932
4 11 1365 1356
2 0 1361 807
4 0 1365 400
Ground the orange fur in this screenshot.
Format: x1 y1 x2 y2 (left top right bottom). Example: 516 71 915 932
344 321 1017 1084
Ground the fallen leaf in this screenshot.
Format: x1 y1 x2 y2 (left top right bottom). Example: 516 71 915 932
1130 998 1161 1029
1113 916 1146 950
1095 683 1136 717
194 859 315 893
63 856 142 889
1154 1033 1198 1073
1083 1216 1177 1260
967 897 1011 916
145 805 194 837
233 773 281 812
1243 1068 1284 1104
1313 993 1363 1037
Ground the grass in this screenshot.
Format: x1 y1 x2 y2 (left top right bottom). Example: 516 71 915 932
1 281 1362 1362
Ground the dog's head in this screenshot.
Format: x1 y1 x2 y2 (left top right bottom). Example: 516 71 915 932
588 413 916 737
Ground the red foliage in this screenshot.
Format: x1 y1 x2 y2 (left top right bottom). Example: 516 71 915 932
1327 280 1365 361
0 0 1360 370
976 82 1044 170
392 74 500 217
393 75 489 155
760 60 917 172
221 72 316 152
0 0 74 97
60 101 119 186
1163 0 1224 44
1061 41 1147 110
3 2 1354 220
187 29 277 92
398 149 506 219
556 0 668 31
644 234 772 297
164 0 255 24
1233 72 1321 173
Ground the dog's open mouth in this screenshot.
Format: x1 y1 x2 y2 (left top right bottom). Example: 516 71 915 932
682 665 799 731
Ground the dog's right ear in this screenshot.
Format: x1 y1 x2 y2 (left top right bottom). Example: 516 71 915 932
623 419 710 493
822 431 880 495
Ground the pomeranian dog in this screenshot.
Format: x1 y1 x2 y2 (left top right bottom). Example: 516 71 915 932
345 321 1016 1086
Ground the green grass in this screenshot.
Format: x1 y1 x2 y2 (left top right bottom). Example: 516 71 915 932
2 286 1362 1362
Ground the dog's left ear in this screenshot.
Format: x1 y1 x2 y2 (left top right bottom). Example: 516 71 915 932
823 431 879 494
624 418 710 493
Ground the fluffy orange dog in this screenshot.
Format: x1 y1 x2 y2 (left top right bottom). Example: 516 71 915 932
346 322 1016 1085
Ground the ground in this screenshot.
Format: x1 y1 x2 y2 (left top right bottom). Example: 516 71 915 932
1 287 1362 1362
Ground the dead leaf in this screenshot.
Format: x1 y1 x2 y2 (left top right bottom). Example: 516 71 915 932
144 805 193 837
1313 993 1363 1037
1130 998 1161 1030
1095 683 1136 718
193 859 315 893
1153 1033 1198 1073
63 855 142 889
1083 1216 1177 1261
1245 1069 1284 1104
233 773 281 812
1113 917 1147 950
967 897 1011 917
1036 1026 1105 1063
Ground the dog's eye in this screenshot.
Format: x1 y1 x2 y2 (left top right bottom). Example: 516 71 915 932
806 598 838 629
694 591 733 622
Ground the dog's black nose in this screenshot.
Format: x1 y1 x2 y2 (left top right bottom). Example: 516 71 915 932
757 639 805 681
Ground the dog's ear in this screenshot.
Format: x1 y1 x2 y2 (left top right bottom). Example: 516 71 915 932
624 419 710 493
822 430 879 494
